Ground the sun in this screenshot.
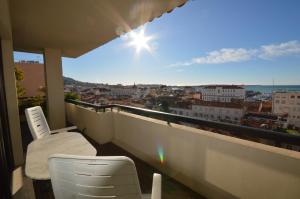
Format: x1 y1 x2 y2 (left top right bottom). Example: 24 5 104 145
128 26 153 54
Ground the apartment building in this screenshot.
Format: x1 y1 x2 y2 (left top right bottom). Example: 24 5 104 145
132 87 150 100
93 87 110 96
170 101 245 124
201 85 245 102
15 60 45 97
192 101 245 124
272 92 300 128
170 107 193 117
109 85 137 98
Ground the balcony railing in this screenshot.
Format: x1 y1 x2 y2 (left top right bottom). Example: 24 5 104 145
64 99 300 199
65 99 300 148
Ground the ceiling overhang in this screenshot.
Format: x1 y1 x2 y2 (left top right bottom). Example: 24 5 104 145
9 0 188 58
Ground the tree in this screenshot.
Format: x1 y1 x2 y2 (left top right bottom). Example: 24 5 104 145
159 101 169 112
15 65 26 98
65 92 80 101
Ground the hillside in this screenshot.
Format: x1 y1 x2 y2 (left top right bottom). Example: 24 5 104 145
63 76 101 87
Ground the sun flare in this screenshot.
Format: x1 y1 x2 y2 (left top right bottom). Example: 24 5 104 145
128 27 153 54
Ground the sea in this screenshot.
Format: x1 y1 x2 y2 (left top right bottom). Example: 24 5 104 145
245 85 300 94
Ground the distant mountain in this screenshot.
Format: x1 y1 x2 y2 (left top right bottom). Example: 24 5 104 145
63 76 101 87
64 76 78 85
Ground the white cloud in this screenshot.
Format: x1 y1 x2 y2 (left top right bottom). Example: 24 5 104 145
192 48 256 64
169 40 300 67
167 61 193 68
259 40 300 59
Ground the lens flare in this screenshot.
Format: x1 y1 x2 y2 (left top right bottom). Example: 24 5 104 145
157 146 164 165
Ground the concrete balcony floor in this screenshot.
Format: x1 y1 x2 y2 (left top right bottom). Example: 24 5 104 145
14 121 206 199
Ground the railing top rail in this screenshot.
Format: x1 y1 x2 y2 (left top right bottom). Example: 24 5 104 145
65 99 300 145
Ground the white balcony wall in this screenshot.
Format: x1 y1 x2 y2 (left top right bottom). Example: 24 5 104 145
65 103 114 144
65 103 300 199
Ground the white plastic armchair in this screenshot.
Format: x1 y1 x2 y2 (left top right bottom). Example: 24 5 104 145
25 106 77 140
48 154 162 199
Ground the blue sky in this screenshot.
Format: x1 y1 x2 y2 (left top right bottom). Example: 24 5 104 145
14 0 300 85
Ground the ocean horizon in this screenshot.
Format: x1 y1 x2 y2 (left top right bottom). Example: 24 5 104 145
245 85 300 93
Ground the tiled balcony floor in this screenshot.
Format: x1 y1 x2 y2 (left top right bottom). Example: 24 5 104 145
15 120 206 199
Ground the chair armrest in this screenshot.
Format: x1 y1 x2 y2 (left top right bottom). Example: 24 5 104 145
151 173 161 199
50 126 78 134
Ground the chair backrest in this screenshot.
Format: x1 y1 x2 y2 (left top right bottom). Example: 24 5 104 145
48 155 143 199
25 106 51 140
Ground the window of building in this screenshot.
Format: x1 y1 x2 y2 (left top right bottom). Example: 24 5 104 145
281 100 286 104
291 95 295 99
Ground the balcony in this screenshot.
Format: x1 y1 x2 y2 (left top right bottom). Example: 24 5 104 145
15 100 300 199
1 1 300 199
15 137 205 199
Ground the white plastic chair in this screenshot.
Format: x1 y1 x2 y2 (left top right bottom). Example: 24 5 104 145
48 154 162 199
25 106 77 140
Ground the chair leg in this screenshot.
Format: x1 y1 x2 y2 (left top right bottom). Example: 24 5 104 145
32 180 54 199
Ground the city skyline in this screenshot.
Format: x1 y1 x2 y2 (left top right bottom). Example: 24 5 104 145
14 0 300 85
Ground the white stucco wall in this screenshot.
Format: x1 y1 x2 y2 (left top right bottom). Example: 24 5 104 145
65 103 114 144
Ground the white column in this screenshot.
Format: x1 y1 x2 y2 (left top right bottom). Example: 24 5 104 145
1 39 24 166
44 48 66 129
